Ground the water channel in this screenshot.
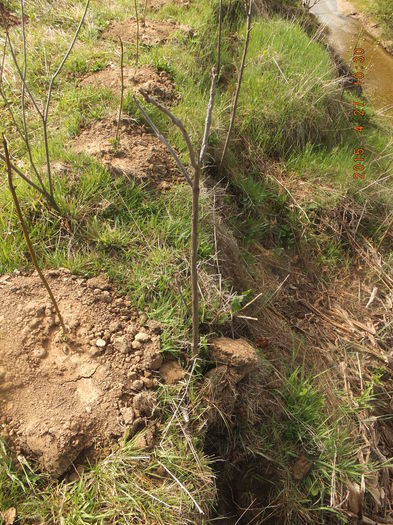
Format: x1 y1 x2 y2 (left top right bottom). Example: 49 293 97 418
311 0 393 119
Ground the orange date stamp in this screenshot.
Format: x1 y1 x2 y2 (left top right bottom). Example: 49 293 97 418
351 46 366 180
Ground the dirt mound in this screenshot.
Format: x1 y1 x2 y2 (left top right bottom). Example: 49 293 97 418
71 118 183 189
81 65 177 104
0 270 163 476
0 2 19 27
149 0 192 10
104 18 191 46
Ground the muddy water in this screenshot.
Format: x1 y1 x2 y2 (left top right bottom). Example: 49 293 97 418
311 0 393 118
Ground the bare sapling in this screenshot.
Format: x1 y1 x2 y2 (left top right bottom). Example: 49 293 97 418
2 135 67 336
133 67 217 356
219 0 253 169
134 0 140 65
115 37 125 145
1 0 90 211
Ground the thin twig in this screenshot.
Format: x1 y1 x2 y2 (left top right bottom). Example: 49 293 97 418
199 66 217 165
220 0 253 169
217 0 223 77
139 89 198 170
133 95 192 187
115 37 124 144
134 0 140 66
43 0 90 198
0 152 53 199
19 0 46 193
2 135 66 335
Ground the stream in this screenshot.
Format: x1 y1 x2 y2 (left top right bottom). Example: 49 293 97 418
310 0 393 119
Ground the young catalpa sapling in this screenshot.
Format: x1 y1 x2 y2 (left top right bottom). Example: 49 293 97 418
133 67 217 357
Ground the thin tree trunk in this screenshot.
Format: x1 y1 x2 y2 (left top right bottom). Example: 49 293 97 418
116 37 124 144
191 163 200 357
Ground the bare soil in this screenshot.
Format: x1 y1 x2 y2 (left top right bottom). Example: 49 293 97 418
71 118 184 189
0 269 163 476
81 65 178 104
104 18 191 46
148 0 192 10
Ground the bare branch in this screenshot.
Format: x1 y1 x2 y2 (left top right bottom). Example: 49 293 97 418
42 0 90 198
134 0 140 65
217 0 223 76
139 89 198 170
220 0 253 169
199 66 217 165
115 37 125 144
133 95 192 187
19 0 46 192
44 0 90 120
5 31 43 118
0 151 53 199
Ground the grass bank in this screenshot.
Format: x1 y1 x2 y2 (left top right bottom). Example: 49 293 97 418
0 0 393 523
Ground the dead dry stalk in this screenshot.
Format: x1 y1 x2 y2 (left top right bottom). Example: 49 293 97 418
2 135 67 335
134 67 217 356
134 0 140 65
219 0 253 169
115 37 125 144
142 0 148 28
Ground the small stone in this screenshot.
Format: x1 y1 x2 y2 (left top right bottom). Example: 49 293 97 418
109 321 122 332
131 340 142 350
96 338 107 348
131 379 144 391
32 347 47 360
134 332 150 343
133 392 155 417
113 335 131 354
102 291 111 303
120 406 135 425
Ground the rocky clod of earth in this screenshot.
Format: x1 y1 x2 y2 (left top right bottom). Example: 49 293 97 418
210 337 258 381
204 338 258 429
0 270 162 477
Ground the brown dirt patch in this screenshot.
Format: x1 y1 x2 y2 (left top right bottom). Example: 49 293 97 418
103 18 191 46
159 360 186 384
70 118 183 189
0 269 163 476
0 2 19 27
81 65 177 104
148 0 192 10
